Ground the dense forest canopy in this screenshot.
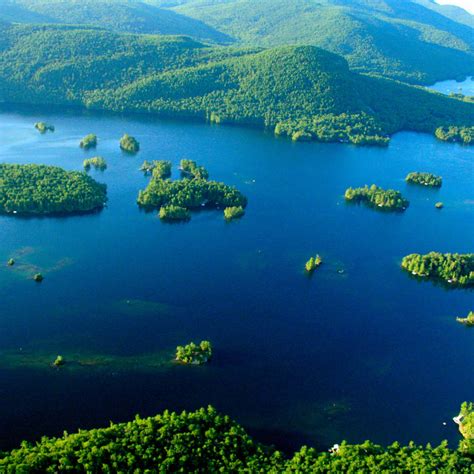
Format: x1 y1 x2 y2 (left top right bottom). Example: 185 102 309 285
0 24 472 145
0 164 107 215
1 406 473 472
169 0 474 84
0 0 232 43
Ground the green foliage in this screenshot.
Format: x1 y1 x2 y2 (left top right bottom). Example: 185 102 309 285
435 126 474 144
401 252 474 286
34 121 54 133
406 172 442 187
7 258 15 266
176 340 212 364
435 202 444 209
159 204 190 221
120 134 140 153
457 402 474 455
173 0 474 84
53 355 65 367
33 273 43 282
1 406 473 472
79 133 97 149
180 159 209 180
83 156 107 171
0 25 472 146
0 164 107 215
224 205 244 220
140 160 172 178
456 311 474 327
305 255 322 273
345 185 409 211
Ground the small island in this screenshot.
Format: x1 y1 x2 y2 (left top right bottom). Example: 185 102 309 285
435 202 444 209
120 134 140 153
176 341 212 365
53 355 65 367
405 172 442 187
33 273 44 282
435 126 473 145
180 159 209 180
224 206 245 220
345 185 409 211
35 122 54 133
83 157 107 171
0 164 107 215
80 134 97 150
159 205 190 221
401 252 474 287
140 160 172 179
456 311 474 327
305 255 322 273
7 258 15 266
138 160 247 222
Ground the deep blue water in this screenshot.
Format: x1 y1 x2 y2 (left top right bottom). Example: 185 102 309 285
0 105 473 454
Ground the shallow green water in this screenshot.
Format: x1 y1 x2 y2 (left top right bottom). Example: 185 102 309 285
0 103 472 453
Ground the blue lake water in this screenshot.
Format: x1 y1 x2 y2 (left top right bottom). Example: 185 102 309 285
0 105 473 453
428 76 474 96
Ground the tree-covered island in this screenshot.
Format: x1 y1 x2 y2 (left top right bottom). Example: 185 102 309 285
180 159 209 180
435 126 473 145
1 404 473 472
120 134 140 153
456 311 474 327
83 156 107 171
305 255 322 273
34 122 54 133
224 206 245 220
345 185 409 211
0 164 107 215
405 172 442 187
79 133 97 149
176 341 212 365
401 252 474 287
137 160 247 222
140 160 171 178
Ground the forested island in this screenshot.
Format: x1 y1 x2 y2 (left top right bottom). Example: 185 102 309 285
1 405 473 472
140 160 171 178
0 164 107 215
180 159 209 180
456 311 474 327
305 255 322 273
79 133 97 150
120 134 140 153
401 252 474 287
344 185 409 211
405 172 442 188
224 206 245 220
83 157 107 171
137 160 246 221
435 126 473 145
176 341 212 365
0 25 472 147
34 122 54 133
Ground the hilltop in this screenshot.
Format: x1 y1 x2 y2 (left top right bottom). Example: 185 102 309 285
169 0 474 84
0 24 472 145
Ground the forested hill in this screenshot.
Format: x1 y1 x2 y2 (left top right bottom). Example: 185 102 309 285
0 24 472 145
168 0 474 84
0 0 232 44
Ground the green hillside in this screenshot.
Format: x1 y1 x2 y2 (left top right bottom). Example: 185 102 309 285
0 24 472 145
170 0 474 84
1 0 232 43
1 406 473 472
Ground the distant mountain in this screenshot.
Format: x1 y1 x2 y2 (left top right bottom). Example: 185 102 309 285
0 24 472 145
1 0 232 44
168 0 474 84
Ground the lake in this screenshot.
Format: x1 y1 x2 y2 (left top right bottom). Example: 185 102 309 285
428 76 474 96
0 103 473 454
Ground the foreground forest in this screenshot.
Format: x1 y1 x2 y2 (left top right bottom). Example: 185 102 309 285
0 24 472 145
1 406 473 472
